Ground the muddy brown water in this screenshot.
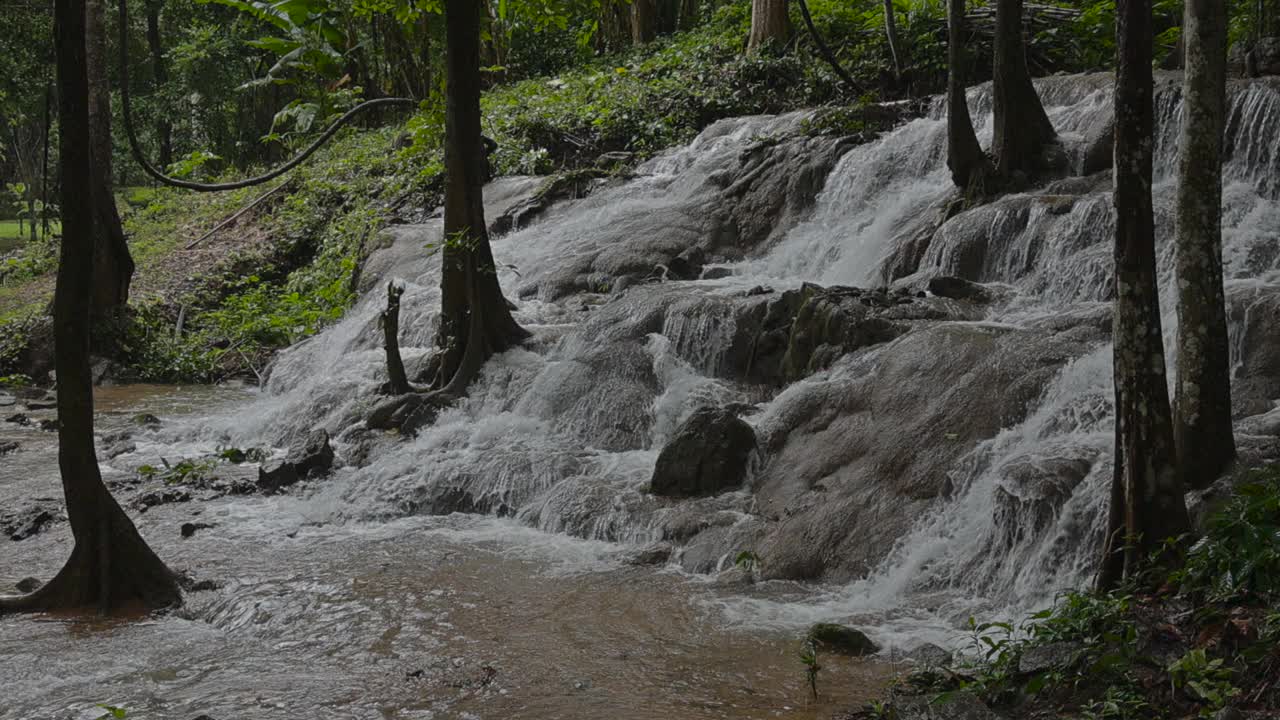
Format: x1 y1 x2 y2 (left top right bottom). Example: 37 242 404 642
1 386 894 720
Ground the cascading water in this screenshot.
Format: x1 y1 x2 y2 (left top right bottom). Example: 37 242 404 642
126 73 1280 652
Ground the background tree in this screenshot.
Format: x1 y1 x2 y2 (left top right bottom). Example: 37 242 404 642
946 0 991 194
883 0 904 81
1 0 181 616
1098 0 1191 591
145 0 173 169
991 0 1056 180
86 0 135 318
1175 0 1236 488
427 0 528 396
747 0 789 52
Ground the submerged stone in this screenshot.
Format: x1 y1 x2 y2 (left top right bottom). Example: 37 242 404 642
805 623 880 656
287 429 335 477
256 460 301 493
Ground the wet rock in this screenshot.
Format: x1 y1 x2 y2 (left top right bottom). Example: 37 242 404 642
181 522 215 538
745 285 773 296
781 284 906 381
665 246 705 280
906 643 953 667
367 393 444 435
286 429 335 477
134 487 191 510
595 150 633 167
5 412 30 426
806 623 879 656
132 413 162 427
991 450 1096 550
1 501 57 540
0 440 17 455
1213 708 1245 720
1080 118 1114 174
37 419 58 432
890 692 1000 720
0 392 15 406
624 542 674 566
103 439 136 459
15 577 42 593
1227 285 1280 417
927 276 997 303
700 267 733 280
1018 641 1085 675
256 460 301 493
650 407 757 497
24 396 57 410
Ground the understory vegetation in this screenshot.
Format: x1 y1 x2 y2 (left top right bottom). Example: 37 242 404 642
850 466 1280 720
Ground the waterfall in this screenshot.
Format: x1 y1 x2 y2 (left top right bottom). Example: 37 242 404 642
167 73 1280 646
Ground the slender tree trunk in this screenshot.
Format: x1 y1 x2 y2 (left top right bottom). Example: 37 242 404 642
991 0 1056 180
946 0 991 194
747 0 789 52
632 0 660 44
883 0 904 80
1 0 181 617
1175 0 1236 489
1098 0 1191 591
430 0 528 396
383 282 411 395
678 0 699 31
145 0 172 169
86 0 135 320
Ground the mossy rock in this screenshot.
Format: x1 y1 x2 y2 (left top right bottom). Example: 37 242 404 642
805 623 880 656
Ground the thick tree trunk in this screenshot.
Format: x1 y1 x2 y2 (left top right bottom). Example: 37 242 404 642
1175 0 1236 489
632 0 659 44
430 0 528 396
86 0 135 319
747 0 789 52
991 0 1056 180
1 0 181 617
946 0 992 194
883 0 904 79
145 0 172 169
1098 0 1191 591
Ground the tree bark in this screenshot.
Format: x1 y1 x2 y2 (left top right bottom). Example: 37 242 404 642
86 0 135 319
430 0 528 396
1 0 181 617
145 0 172 169
1098 0 1191 591
883 0 904 80
1174 0 1236 489
946 0 992 194
991 0 1056 180
383 282 411 395
632 0 659 44
747 0 789 52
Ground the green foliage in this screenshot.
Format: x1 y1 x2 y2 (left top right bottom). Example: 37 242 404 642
94 706 127 720
1167 649 1240 714
734 549 762 574
798 638 821 700
1078 683 1153 720
1172 467 1280 603
137 457 219 485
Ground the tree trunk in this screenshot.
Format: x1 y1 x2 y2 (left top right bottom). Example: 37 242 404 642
1098 0 1191 592
678 0 699 31
430 0 528 396
991 0 1056 180
1175 0 1236 489
86 0 135 319
145 0 172 169
1 0 181 617
747 0 789 52
946 0 992 194
883 0 904 79
632 0 660 44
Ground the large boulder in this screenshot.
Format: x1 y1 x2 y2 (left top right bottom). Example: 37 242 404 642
650 406 758 497
286 429 335 477
806 623 880 656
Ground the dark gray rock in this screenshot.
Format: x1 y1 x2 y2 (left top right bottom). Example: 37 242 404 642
906 643 953 667
927 276 996 303
15 577 41 593
286 429 335 477
1213 708 1245 720
666 246 706 281
132 413 162 427
700 267 733 280
624 543 674 566
1018 641 1085 675
134 487 191 510
650 407 757 497
181 522 215 538
24 396 57 410
1 501 57 540
37 419 57 432
103 439 136 459
805 623 879 656
5 413 30 426
256 460 301 493
0 392 15 406
1252 37 1280 76
0 440 17 455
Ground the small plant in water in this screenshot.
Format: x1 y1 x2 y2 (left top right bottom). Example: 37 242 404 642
734 550 761 575
798 638 821 701
95 705 127 719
